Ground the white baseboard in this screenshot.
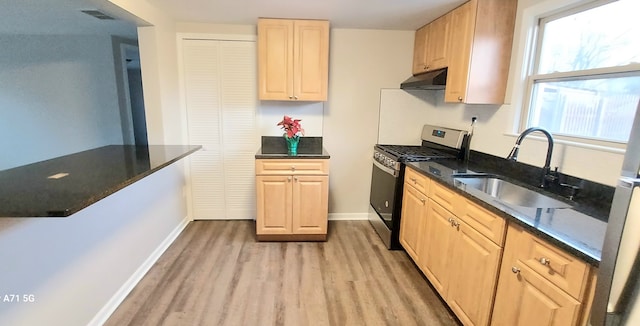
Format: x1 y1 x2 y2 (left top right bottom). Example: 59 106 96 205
88 216 191 326
328 213 369 221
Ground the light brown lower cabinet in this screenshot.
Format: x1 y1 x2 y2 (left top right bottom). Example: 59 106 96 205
400 166 504 326
491 224 597 326
419 198 502 326
399 166 597 326
255 159 329 241
446 216 502 326
399 182 427 262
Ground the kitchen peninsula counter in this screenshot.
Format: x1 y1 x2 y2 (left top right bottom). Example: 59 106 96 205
0 145 201 217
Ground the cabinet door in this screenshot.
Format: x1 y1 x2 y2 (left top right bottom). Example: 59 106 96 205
492 263 582 326
447 219 502 326
399 184 427 262
256 175 292 234
258 19 294 100
419 199 456 296
412 24 429 74
426 13 450 71
292 175 328 234
293 20 329 101
183 39 257 220
444 0 475 103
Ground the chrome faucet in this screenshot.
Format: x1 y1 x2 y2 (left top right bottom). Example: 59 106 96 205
507 127 558 188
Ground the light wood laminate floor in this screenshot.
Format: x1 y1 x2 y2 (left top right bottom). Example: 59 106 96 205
105 220 459 326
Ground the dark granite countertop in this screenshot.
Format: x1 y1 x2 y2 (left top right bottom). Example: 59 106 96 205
0 145 201 217
407 159 607 266
255 136 330 159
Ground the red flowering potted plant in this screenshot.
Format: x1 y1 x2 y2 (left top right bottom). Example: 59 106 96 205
277 115 305 155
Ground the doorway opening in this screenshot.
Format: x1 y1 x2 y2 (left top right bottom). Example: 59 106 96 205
113 37 148 146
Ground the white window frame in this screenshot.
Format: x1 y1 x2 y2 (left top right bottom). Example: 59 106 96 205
519 0 640 150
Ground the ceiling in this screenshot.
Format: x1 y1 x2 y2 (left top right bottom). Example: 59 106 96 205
0 0 137 38
0 0 466 37
146 0 465 30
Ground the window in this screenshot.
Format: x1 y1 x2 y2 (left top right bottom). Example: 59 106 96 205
524 0 640 144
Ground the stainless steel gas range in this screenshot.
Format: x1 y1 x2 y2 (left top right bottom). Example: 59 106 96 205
368 124 468 249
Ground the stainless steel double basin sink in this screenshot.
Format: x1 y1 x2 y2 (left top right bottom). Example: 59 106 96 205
452 174 571 209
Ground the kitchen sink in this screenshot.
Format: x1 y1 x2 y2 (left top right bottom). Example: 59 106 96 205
453 176 572 209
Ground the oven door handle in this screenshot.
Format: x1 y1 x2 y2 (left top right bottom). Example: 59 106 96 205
373 160 399 178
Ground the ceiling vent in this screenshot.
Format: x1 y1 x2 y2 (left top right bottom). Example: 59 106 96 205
81 10 115 20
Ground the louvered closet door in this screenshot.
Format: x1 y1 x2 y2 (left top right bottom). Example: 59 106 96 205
182 39 257 220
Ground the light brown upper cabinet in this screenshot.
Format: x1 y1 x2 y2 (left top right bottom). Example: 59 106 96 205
412 14 450 75
445 0 517 104
258 18 330 101
411 0 517 105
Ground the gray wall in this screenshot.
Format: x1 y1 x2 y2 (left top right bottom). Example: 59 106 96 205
0 34 123 170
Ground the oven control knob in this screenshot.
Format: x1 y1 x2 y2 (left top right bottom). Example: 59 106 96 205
374 152 380 159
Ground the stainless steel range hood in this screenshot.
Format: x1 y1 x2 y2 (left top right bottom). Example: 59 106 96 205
400 68 447 90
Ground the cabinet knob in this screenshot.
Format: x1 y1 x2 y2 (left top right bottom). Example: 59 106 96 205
287 177 291 182
294 177 298 182
511 266 520 274
420 198 425 204
294 96 298 100
291 166 296 171
538 257 551 266
457 96 463 102
410 177 417 183
289 95 293 99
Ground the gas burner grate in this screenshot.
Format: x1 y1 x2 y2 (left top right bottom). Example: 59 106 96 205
376 144 456 161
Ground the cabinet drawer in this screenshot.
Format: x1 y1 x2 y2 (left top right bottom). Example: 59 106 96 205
515 226 590 300
256 159 329 175
405 167 430 194
429 180 461 216
459 199 506 246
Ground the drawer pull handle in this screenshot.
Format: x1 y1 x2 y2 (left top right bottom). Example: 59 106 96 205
539 257 551 266
511 266 520 274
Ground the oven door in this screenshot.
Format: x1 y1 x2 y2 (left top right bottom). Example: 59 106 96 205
369 160 399 231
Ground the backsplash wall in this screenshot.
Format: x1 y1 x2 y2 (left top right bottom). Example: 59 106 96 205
257 101 324 137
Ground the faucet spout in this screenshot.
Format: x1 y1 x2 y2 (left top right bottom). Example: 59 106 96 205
506 127 556 188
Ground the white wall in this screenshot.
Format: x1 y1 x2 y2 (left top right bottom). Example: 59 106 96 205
171 25 415 218
0 34 123 170
0 162 189 326
324 29 415 217
108 0 183 145
110 0 625 222
169 23 419 218
258 102 324 137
